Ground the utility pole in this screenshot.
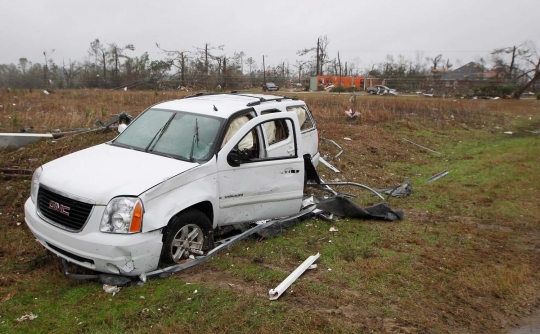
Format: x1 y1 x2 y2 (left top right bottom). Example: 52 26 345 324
316 37 320 76
263 55 266 83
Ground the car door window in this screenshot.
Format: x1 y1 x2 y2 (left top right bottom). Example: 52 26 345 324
221 115 253 150
286 106 314 131
261 110 289 145
230 118 296 164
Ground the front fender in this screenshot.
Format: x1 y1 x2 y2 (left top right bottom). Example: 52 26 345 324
140 160 218 232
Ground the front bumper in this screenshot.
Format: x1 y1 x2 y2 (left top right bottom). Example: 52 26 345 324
24 198 163 276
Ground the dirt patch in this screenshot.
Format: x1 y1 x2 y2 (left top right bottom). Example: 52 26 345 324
511 306 540 334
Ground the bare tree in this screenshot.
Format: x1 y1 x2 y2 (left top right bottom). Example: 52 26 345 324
245 57 256 75
157 43 190 85
426 54 443 72
108 43 135 85
88 39 107 85
62 59 81 88
298 35 331 75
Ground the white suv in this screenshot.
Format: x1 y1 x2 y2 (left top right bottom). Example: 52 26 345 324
25 93 319 276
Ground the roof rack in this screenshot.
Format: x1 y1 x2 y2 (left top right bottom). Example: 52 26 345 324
183 92 299 106
245 95 298 106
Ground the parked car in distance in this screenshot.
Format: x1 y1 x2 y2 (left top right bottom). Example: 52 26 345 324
366 85 398 96
263 82 279 91
25 93 320 276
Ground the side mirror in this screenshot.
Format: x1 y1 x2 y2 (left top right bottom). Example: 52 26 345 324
227 149 241 167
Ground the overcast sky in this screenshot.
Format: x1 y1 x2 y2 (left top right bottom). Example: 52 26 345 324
1 0 539 71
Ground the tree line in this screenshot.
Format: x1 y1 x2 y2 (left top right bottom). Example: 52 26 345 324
1 36 538 98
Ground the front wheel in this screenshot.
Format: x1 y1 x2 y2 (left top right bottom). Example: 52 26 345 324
161 209 214 265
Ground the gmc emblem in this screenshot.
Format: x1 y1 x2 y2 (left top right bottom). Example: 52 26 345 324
49 200 70 216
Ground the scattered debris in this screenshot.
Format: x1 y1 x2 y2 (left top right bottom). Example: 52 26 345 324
0 133 54 150
43 90 49 95
319 157 340 173
16 313 38 322
308 181 385 201
504 131 513 135
269 253 320 300
377 181 413 198
103 284 121 296
427 170 450 182
316 195 404 221
423 93 434 98
402 138 440 155
329 227 338 232
344 109 361 122
321 137 344 159
1 168 33 180
343 137 352 141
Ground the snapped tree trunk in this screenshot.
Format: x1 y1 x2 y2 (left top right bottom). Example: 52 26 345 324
513 69 540 99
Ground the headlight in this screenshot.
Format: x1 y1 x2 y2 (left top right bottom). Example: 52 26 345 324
30 167 43 203
100 197 143 233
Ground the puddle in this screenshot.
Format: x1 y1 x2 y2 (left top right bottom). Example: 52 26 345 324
511 307 540 334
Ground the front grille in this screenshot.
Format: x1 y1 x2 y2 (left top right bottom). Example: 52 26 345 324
47 242 95 265
37 186 94 232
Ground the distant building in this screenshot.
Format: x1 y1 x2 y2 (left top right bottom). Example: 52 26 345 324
309 75 365 91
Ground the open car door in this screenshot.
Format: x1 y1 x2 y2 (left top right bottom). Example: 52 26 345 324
217 112 304 225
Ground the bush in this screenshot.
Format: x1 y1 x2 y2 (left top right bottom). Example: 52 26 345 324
537 92 540 100
330 85 346 93
497 85 515 96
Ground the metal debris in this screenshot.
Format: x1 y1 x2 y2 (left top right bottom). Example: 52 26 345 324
269 253 320 300
308 181 385 201
319 157 340 173
377 181 413 198
427 170 449 182
0 133 54 149
321 137 344 159
402 138 440 155
1 168 33 180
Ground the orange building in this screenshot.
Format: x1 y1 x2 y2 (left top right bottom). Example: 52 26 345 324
310 75 365 91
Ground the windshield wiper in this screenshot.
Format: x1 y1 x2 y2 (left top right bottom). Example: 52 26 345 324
145 113 176 152
188 118 200 162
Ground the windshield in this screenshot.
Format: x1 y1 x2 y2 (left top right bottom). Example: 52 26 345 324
112 108 223 162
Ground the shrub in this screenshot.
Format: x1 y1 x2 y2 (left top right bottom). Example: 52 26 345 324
497 85 515 96
330 85 346 93
536 92 540 100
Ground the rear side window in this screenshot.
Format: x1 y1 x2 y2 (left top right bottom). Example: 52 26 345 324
286 106 314 131
261 110 289 145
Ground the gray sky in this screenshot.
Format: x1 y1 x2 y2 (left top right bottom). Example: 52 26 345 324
1 0 539 71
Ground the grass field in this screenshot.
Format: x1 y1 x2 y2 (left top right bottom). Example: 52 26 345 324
1 89 539 333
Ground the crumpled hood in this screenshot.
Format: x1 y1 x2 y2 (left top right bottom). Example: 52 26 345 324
40 144 198 204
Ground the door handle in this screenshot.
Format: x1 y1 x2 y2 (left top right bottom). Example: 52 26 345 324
287 146 295 153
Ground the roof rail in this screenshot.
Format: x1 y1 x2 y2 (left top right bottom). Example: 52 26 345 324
183 92 300 106
245 95 298 106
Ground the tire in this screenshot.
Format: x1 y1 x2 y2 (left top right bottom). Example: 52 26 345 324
161 209 214 265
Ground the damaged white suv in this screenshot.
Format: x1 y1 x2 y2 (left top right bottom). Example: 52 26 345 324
25 93 319 276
